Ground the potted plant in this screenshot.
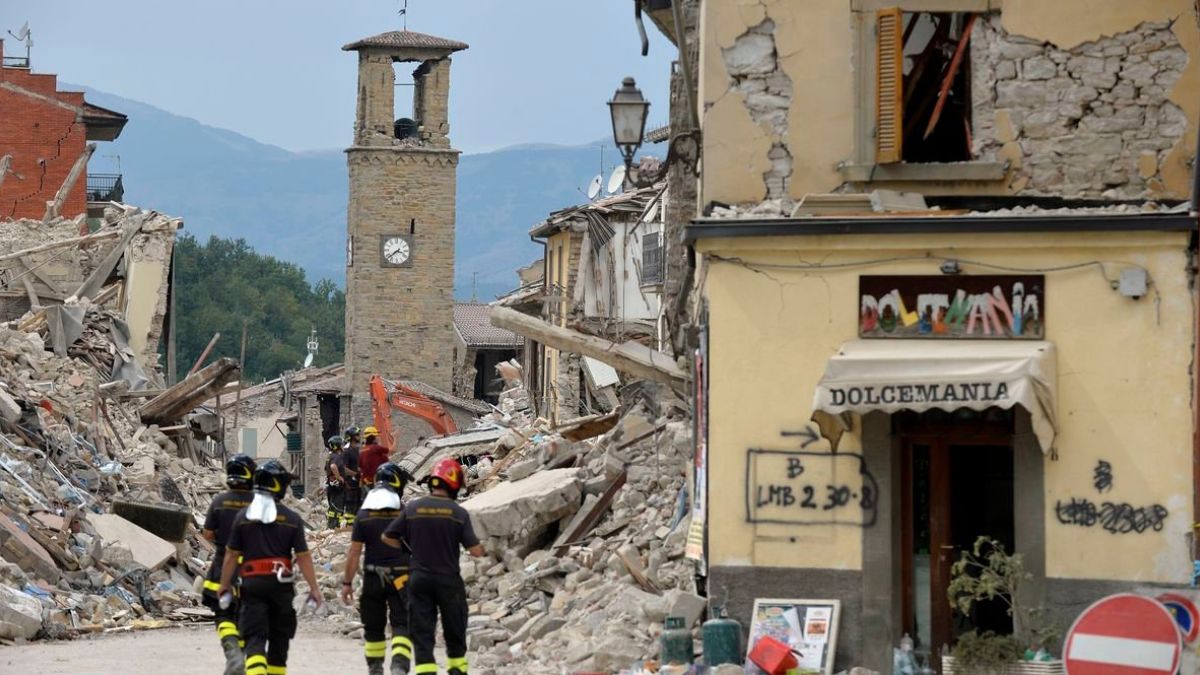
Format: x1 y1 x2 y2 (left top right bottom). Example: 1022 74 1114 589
942 536 1063 675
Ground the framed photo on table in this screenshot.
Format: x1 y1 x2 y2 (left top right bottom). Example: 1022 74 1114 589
744 598 841 675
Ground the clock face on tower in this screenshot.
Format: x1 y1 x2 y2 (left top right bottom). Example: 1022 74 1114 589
380 234 413 268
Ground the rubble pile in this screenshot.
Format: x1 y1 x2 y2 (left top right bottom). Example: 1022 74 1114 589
301 364 704 672
0 210 239 641
464 401 699 674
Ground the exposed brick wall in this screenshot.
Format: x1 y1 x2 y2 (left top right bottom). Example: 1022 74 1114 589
0 60 88 220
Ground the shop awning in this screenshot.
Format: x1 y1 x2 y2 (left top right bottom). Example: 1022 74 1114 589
812 340 1057 453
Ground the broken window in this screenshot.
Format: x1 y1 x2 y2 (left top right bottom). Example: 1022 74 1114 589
876 9 975 164
641 231 663 287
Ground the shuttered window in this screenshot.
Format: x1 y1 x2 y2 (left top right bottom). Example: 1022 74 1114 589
641 232 663 286
875 7 904 164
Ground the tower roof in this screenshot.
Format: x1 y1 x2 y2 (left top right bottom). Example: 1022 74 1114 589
342 30 468 53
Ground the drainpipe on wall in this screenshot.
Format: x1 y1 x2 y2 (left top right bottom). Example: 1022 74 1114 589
1191 133 1200 563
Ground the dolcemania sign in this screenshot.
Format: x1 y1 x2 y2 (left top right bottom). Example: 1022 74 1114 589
826 381 1011 406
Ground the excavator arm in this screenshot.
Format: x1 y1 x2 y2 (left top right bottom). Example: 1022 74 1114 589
369 374 459 450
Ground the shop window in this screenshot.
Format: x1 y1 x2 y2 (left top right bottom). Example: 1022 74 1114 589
876 9 975 164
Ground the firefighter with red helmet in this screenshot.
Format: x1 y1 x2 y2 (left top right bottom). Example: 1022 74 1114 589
219 460 323 675
382 458 484 675
202 453 256 675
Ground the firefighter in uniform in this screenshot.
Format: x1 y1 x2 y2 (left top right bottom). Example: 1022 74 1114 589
341 463 413 675
382 458 484 675
342 425 363 525
325 435 346 528
219 460 323 675
202 454 256 675
358 426 391 488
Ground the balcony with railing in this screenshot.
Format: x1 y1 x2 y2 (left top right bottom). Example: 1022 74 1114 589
86 173 124 203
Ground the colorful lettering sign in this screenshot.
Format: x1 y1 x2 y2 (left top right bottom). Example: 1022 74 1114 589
859 275 1045 339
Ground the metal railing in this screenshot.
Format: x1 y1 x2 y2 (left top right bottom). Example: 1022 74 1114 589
86 173 123 203
1 55 30 68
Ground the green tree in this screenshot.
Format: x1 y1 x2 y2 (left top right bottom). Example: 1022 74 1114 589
171 233 344 383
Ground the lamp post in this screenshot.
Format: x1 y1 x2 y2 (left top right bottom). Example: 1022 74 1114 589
608 77 650 183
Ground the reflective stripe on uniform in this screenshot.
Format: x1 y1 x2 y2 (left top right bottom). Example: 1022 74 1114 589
266 666 286 675
413 664 439 674
216 620 239 639
245 654 268 675
203 579 221 592
364 640 387 658
391 635 412 658
447 655 468 672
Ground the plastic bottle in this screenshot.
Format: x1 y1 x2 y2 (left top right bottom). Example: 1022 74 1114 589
898 634 917 675
218 592 233 610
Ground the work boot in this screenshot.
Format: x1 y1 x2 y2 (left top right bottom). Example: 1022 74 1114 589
221 635 245 675
390 656 409 675
365 656 384 675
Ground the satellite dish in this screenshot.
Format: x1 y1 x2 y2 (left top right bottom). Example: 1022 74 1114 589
303 353 314 368
586 174 603 200
13 22 29 40
607 165 626 194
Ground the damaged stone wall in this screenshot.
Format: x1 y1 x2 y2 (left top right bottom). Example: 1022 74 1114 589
972 17 1189 198
0 217 118 319
721 20 793 200
698 1 1200 206
662 0 700 355
452 340 479 402
124 223 176 366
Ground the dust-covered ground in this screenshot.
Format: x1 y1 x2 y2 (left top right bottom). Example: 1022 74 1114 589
0 623 422 674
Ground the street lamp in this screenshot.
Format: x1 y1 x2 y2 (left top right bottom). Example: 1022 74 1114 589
608 76 650 178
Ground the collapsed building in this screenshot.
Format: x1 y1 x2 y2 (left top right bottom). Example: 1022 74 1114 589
0 207 246 640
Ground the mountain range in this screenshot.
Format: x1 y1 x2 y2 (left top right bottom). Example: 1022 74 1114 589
77 87 620 300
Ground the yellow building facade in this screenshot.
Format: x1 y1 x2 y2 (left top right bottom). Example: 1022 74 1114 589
687 0 1200 671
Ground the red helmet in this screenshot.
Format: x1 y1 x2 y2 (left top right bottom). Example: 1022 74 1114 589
430 458 464 491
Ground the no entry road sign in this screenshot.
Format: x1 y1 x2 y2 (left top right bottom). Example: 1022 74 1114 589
1065 593 1181 675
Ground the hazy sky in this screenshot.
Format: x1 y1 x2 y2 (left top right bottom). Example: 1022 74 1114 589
3 1 674 153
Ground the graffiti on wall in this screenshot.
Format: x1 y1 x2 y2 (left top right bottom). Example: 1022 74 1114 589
745 430 879 527
1055 460 1168 534
859 275 1045 339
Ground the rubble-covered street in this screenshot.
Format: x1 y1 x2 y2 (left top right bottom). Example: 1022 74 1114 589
2 624 369 674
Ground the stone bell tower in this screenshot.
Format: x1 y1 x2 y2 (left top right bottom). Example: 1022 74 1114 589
342 30 467 418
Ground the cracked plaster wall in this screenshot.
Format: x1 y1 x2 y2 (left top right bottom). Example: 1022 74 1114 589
699 0 1200 206
702 0 854 206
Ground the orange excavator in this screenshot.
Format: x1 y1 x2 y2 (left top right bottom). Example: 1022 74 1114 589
368 374 459 450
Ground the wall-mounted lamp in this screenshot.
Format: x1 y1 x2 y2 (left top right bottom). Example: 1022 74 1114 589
608 76 701 188
609 77 650 181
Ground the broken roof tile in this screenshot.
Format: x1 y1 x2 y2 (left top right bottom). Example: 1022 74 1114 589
454 303 523 348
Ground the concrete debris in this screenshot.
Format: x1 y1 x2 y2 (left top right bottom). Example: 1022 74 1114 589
0 207 299 640
462 468 584 555
88 514 175 571
0 583 43 640
298 360 701 672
